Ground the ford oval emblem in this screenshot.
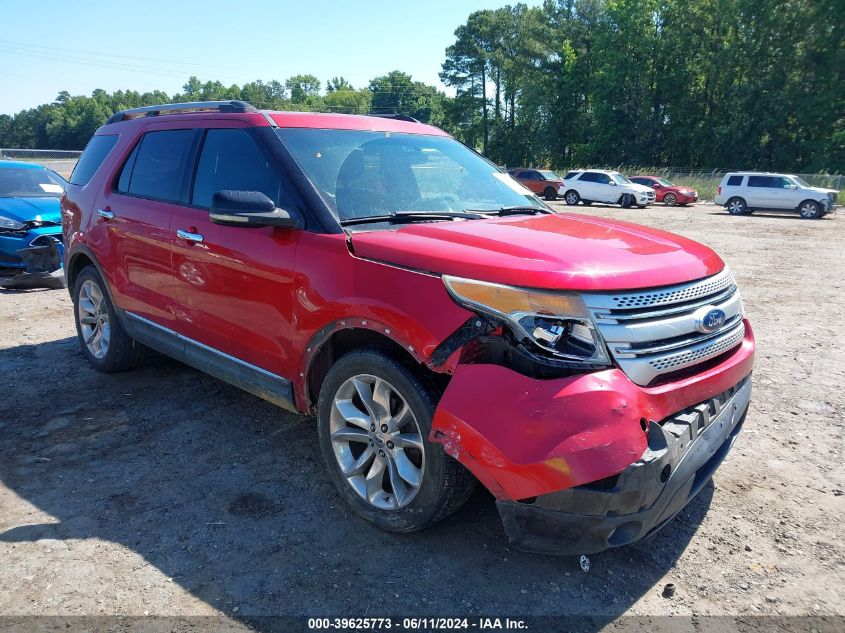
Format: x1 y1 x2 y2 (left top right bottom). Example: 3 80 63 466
694 306 726 333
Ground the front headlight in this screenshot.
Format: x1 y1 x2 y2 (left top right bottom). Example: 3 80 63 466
443 275 610 365
0 215 26 230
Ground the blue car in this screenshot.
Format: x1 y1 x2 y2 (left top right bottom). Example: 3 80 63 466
0 161 66 283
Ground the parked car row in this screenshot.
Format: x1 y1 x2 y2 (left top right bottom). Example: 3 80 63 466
508 167 694 209
508 166 839 219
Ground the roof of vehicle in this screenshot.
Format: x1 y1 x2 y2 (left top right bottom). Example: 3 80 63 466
101 101 449 137
565 168 621 176
723 171 794 176
0 160 47 170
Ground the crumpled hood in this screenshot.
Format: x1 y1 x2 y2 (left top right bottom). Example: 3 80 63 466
349 212 724 291
0 196 61 223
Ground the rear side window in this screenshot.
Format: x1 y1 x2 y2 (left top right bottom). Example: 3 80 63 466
69 135 118 185
563 171 580 180
726 175 743 186
191 129 284 208
118 130 196 202
579 172 596 182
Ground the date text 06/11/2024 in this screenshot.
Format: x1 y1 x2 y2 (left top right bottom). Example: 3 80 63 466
307 617 528 630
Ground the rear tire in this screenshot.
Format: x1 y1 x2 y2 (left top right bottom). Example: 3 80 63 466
564 190 580 206
543 187 557 201
727 197 748 215
73 265 144 372
317 349 475 533
798 200 822 219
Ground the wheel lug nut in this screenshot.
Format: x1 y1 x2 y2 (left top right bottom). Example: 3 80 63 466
380 424 388 432
386 441 394 449
370 424 376 432
369 440 374 446
378 449 385 457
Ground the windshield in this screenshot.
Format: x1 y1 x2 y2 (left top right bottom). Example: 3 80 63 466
539 170 561 180
612 172 632 185
0 166 67 197
790 176 811 187
275 129 543 222
655 178 674 187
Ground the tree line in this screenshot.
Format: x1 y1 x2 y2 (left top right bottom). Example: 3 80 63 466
1 0 842 172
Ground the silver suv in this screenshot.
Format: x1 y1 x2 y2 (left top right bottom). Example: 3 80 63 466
714 172 838 219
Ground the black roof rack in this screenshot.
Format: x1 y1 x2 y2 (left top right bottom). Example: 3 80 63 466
106 100 258 124
367 113 420 123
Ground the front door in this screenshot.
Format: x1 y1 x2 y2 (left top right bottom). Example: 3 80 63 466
169 124 301 380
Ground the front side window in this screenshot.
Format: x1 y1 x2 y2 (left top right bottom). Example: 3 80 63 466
118 129 196 202
192 129 284 208
0 167 67 197
276 129 542 222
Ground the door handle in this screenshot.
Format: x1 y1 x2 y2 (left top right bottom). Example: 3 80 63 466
176 229 204 244
97 209 114 220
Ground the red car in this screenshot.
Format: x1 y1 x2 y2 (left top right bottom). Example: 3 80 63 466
63 101 754 555
507 168 563 201
631 175 699 206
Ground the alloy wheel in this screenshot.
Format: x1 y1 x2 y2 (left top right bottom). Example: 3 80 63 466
77 279 110 359
665 193 677 206
800 202 818 218
330 374 425 510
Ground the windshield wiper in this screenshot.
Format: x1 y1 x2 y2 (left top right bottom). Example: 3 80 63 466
340 210 485 227
464 206 551 216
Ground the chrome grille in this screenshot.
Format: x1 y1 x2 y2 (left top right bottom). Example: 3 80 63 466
584 269 745 385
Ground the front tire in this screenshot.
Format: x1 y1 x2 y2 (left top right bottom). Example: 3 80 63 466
620 193 634 208
317 349 475 533
664 193 677 206
543 187 557 201
727 197 748 215
799 200 823 219
564 190 580 206
73 266 144 372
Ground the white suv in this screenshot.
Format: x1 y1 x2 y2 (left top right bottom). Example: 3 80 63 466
714 172 838 219
561 170 655 208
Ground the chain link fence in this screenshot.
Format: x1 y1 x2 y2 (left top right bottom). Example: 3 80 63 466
0 148 82 179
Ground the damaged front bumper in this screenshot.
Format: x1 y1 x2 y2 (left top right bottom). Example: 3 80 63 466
0 233 66 289
498 376 750 554
430 320 755 555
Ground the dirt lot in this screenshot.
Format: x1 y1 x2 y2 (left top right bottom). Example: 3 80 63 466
0 201 843 629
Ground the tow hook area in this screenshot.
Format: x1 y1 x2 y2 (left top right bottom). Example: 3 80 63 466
497 376 751 555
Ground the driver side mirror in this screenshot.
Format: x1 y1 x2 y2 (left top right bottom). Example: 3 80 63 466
209 190 302 229
608 180 617 186
787 184 798 190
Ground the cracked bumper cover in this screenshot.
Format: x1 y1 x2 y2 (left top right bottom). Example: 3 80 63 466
498 376 750 554
430 320 755 554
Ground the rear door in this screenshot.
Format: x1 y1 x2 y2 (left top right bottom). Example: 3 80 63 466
169 123 301 379
94 126 200 329
746 175 778 207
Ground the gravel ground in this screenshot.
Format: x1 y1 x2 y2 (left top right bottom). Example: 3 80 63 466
0 201 843 629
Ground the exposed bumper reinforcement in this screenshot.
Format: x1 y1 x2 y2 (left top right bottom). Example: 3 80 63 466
497 375 751 555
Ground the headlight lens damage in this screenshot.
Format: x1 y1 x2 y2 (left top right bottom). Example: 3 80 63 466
443 275 610 365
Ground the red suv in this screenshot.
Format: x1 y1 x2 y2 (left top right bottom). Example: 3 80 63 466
62 101 755 554
507 168 563 201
